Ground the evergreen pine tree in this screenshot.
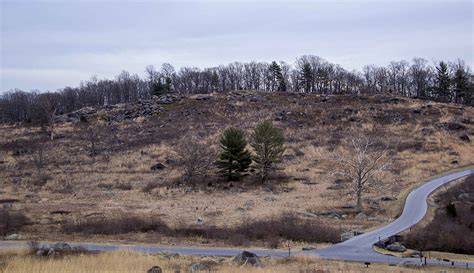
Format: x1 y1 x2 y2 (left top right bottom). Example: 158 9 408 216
216 128 252 181
299 63 313 93
269 61 286 92
453 65 470 104
435 61 451 102
251 120 285 182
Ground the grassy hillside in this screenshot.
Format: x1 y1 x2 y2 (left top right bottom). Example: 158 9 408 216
1 91 473 247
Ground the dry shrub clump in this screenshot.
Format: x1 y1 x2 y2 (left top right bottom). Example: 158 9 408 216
63 216 169 235
0 208 29 236
63 213 338 247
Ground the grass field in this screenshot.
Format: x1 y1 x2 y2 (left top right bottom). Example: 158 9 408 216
1 249 473 273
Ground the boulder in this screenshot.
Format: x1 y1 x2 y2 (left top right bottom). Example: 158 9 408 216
189 262 211 272
232 251 262 267
459 133 470 142
4 234 19 240
458 193 470 200
420 127 433 136
147 266 163 273
355 212 367 220
440 122 466 131
264 196 277 202
51 242 71 251
386 242 406 252
150 163 166 171
47 248 57 257
302 246 317 251
380 196 397 202
302 212 318 218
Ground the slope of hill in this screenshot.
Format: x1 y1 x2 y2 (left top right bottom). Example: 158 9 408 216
0 91 473 247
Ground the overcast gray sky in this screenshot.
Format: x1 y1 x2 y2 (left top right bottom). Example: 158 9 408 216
1 0 473 92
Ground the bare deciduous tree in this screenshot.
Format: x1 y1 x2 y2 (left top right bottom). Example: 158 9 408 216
38 95 58 140
331 135 391 212
174 136 215 184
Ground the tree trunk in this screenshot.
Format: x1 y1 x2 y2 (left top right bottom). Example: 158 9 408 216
356 190 363 212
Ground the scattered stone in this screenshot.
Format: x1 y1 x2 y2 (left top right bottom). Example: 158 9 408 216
319 211 340 218
147 266 163 273
194 95 212 101
244 200 254 208
47 248 57 257
302 246 317 251
401 260 421 267
458 193 470 200
196 217 204 225
386 242 406 252
380 196 397 202
420 127 433 136
355 212 367 220
51 242 71 251
0 198 20 204
340 230 364 241
302 212 318 218
459 133 470 142
150 163 166 171
232 251 262 267
439 122 466 131
189 262 211 272
5 234 19 240
264 196 277 202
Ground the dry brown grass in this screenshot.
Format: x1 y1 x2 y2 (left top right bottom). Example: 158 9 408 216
1 249 472 273
0 92 473 247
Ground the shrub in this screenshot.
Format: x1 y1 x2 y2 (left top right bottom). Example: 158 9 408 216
174 136 215 184
115 182 132 191
141 181 159 193
63 216 168 235
0 209 30 236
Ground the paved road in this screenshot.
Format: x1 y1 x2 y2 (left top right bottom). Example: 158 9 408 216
1 168 473 268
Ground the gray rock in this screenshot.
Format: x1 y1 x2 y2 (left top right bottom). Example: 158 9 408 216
4 234 19 240
355 212 367 220
458 193 470 200
232 251 262 267
386 242 406 252
421 127 433 136
302 246 317 251
440 122 466 131
36 250 45 256
302 212 318 218
51 242 71 251
189 262 211 272
150 163 166 171
47 248 57 257
264 196 277 202
380 196 397 202
147 266 163 273
459 133 470 142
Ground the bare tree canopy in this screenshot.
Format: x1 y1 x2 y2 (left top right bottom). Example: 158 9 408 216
1 55 473 124
331 134 391 212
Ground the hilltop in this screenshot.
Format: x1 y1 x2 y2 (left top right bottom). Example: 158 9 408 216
0 91 473 247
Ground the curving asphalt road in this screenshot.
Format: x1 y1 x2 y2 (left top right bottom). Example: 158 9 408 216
1 168 473 268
